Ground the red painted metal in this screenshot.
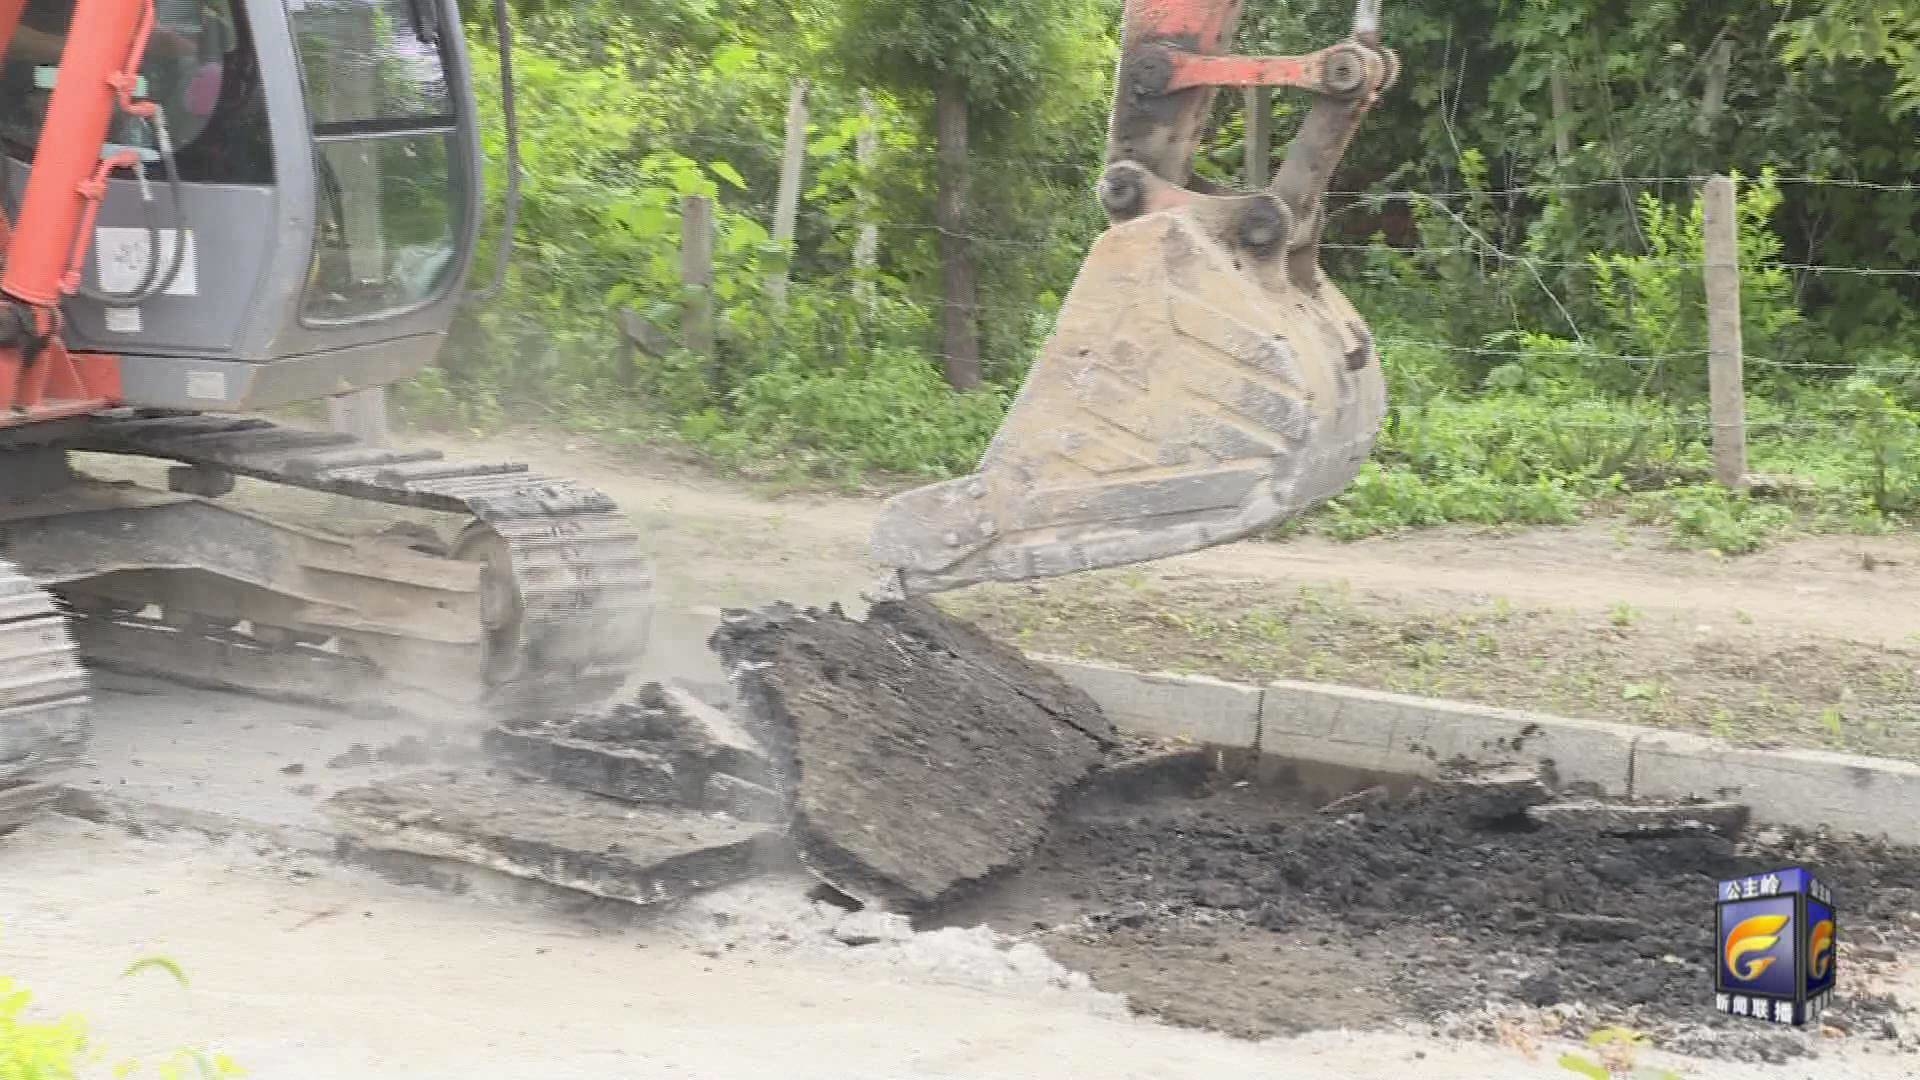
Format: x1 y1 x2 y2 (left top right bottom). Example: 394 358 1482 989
3 0 155 307
0 329 123 424
0 0 30 61
63 147 141 294
1163 51 1325 92
1124 0 1244 51
0 0 145 423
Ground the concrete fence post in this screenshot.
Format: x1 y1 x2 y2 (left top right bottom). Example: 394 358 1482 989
1702 174 1748 489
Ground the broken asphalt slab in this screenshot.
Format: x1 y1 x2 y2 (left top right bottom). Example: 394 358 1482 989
326 771 786 906
711 600 1116 911
486 682 780 821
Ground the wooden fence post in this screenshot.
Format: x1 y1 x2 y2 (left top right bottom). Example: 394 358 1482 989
768 79 810 306
681 194 716 358
1244 87 1271 187
1702 174 1748 489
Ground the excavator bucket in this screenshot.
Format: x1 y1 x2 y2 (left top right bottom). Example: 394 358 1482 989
871 0 1398 595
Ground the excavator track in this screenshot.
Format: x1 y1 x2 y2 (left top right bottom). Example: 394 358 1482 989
50 410 654 716
0 563 90 835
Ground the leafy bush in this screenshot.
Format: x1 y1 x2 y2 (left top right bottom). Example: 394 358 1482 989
1628 487 1794 554
1 957 240 1080
1322 463 1584 540
1586 172 1803 397
397 6 1919 557
687 340 1009 481
1834 377 1920 513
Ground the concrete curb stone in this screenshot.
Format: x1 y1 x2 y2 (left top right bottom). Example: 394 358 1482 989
1260 680 1639 795
1634 729 1920 842
1038 655 1920 845
1041 657 1261 749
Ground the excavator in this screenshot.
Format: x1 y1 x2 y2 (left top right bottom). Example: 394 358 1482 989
0 0 1394 830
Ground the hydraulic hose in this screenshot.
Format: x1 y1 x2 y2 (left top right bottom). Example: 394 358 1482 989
77 111 189 306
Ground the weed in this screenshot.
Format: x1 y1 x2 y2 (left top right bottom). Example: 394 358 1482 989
1 954 241 1080
1629 487 1794 554
1621 681 1662 702
1819 704 1846 741
1835 378 1920 513
1559 1025 1684 1079
1610 602 1641 628
1399 640 1451 670
1239 611 1293 646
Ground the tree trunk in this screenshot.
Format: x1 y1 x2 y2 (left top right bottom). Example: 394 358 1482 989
934 74 981 391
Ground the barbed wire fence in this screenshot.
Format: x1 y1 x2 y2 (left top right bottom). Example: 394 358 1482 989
602 91 1917 489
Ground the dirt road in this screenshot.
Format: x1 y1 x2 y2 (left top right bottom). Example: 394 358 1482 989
7 818 1915 1080
401 433 1920 759
424 431 1920 642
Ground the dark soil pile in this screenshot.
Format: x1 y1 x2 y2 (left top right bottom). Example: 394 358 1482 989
948 778 1920 1060
711 600 1115 910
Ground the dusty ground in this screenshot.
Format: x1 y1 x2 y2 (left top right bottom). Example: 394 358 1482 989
17 427 1920 1077
6 816 1920 1080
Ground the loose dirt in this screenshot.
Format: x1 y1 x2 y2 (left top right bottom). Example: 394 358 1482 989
937 772 1920 1063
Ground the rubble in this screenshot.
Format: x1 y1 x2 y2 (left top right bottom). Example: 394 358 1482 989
1433 761 1555 822
485 681 780 822
326 771 785 905
1526 798 1751 838
326 680 787 903
711 600 1114 910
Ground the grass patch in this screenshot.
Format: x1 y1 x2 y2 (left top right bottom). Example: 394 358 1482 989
946 575 1920 763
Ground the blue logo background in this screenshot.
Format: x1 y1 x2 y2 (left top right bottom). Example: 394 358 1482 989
1718 894 1797 998
1806 896 1837 995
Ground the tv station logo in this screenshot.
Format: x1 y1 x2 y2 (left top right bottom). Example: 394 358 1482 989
1715 866 1836 1025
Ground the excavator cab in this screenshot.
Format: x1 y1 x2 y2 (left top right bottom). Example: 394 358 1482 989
0 0 481 412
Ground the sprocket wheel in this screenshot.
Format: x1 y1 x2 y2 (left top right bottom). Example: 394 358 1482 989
453 520 528 689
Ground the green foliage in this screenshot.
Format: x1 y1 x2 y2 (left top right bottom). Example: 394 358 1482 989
419 0 1917 554
1774 0 1920 119
1833 376 1920 513
1558 1026 1686 1080
422 0 1111 478
1 956 239 1080
1322 365 1714 540
1629 487 1794 554
1587 173 1801 396
694 340 1010 480
832 0 1106 124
